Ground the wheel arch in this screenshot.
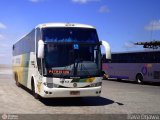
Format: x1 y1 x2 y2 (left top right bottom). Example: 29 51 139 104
135 72 144 83
13 72 18 81
31 75 38 93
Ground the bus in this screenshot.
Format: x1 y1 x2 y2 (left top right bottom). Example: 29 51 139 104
102 50 160 84
12 23 111 99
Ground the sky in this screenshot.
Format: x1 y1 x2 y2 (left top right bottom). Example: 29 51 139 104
0 0 160 64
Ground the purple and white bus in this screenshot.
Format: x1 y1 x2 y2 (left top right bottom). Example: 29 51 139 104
102 50 160 83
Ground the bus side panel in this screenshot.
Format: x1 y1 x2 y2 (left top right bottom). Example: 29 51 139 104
103 63 130 80
152 63 160 82
143 63 160 82
13 53 30 87
103 63 160 82
103 63 138 81
26 52 37 90
13 55 23 84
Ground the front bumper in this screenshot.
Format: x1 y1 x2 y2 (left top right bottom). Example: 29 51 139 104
40 86 102 98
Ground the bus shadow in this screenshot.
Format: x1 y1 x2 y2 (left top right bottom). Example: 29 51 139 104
39 97 114 107
19 83 123 107
105 79 134 84
141 82 160 86
19 84 33 94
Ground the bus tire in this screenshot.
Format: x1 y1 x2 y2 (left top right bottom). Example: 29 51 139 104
31 78 39 99
136 73 143 84
117 78 122 82
103 74 108 80
15 73 20 87
101 71 108 80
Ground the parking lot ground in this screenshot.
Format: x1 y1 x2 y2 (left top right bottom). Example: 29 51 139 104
0 66 160 119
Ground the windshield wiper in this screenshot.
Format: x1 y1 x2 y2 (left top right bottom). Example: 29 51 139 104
73 58 91 77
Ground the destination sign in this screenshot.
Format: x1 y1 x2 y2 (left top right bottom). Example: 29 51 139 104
48 70 70 74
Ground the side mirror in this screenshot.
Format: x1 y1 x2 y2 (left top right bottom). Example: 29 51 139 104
38 40 44 58
101 40 111 59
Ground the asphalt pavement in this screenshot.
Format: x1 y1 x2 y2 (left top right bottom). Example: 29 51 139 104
0 65 160 120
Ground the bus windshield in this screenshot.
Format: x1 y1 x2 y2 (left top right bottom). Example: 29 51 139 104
42 28 99 43
44 43 101 78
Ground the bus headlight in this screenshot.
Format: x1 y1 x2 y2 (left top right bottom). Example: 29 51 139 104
53 83 59 88
43 82 59 88
90 82 102 87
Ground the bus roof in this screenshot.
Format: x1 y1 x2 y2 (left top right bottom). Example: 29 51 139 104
111 50 160 54
36 23 95 29
102 49 160 56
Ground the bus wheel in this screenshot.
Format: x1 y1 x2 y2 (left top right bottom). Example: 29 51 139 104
15 73 20 87
136 74 143 84
31 79 39 99
103 74 108 80
117 78 122 82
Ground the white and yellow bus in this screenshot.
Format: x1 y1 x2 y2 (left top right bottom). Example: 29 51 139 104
12 23 111 99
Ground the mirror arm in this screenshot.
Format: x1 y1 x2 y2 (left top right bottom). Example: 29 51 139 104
41 58 43 76
101 40 111 59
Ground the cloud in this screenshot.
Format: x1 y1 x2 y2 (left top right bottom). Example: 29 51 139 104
145 19 160 31
0 44 9 48
0 34 5 40
99 5 110 13
0 23 7 29
72 0 100 4
0 53 9 58
0 54 6 57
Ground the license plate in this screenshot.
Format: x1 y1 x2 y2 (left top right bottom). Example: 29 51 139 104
70 91 80 95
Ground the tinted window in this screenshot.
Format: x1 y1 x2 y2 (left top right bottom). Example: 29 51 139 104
42 28 99 43
109 51 160 63
45 44 97 67
13 29 35 56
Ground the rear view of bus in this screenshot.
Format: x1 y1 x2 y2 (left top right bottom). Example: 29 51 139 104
12 23 111 98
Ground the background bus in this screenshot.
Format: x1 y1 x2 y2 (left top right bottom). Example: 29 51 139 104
102 50 160 83
12 23 111 99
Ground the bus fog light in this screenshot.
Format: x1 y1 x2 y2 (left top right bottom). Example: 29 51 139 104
90 84 96 87
44 91 49 94
44 82 59 88
43 82 47 86
47 83 54 88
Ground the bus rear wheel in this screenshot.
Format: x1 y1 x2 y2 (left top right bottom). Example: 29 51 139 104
31 79 39 99
136 73 143 84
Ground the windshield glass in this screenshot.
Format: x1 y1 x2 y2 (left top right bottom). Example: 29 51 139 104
44 43 101 78
42 28 99 43
42 27 101 78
